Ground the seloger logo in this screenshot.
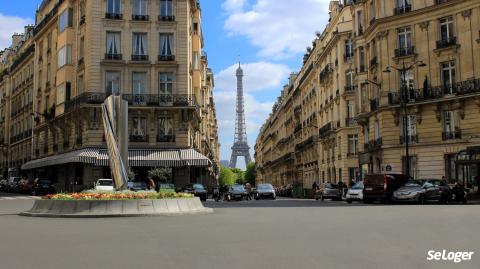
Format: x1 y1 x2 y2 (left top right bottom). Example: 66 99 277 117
427 250 474 263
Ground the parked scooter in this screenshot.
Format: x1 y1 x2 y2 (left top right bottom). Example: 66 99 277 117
451 183 468 204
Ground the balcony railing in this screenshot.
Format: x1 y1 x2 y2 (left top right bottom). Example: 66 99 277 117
157 135 176 143
345 117 358 127
364 138 383 152
370 98 379 111
344 85 356 93
394 4 412 15
123 94 197 107
388 78 480 105
436 37 457 49
132 14 149 21
105 53 122 60
79 15 85 25
400 135 418 144
347 152 358 159
344 53 354 62
319 122 333 138
130 134 149 143
158 55 175 61
105 13 123 19
158 15 175 21
131 54 149 61
394 46 415 57
370 56 378 68
442 130 461 140
319 63 334 80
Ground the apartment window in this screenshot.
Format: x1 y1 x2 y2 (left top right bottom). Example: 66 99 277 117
57 45 72 68
105 71 121 95
159 73 174 95
399 69 414 100
158 116 174 137
47 32 52 51
396 0 411 9
131 117 146 136
193 52 200 70
439 16 454 41
397 27 412 50
79 37 85 59
56 84 66 105
348 134 358 155
374 120 381 140
107 0 121 14
133 0 148 15
359 46 365 71
46 64 51 83
160 0 174 17
345 70 354 88
106 32 121 55
80 1 85 18
441 61 456 94
443 110 459 138
364 123 369 143
132 72 147 95
347 100 355 118
132 33 148 56
78 75 84 95
344 39 353 57
59 8 73 33
159 33 174 58
401 115 416 143
445 154 457 183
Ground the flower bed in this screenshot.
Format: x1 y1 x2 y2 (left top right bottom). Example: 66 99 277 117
45 191 194 201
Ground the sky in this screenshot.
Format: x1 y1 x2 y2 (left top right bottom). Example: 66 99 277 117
0 0 331 169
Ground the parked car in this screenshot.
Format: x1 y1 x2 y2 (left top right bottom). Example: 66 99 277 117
392 179 450 204
315 183 342 201
346 181 364 203
94 179 114 191
363 173 410 203
32 178 56 196
8 177 22 193
128 181 148 192
182 184 207 201
226 184 247 201
159 183 176 193
254 184 276 200
0 179 8 192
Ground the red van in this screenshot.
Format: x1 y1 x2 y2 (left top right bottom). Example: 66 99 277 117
363 174 410 203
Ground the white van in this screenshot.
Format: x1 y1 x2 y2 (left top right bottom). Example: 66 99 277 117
94 179 114 191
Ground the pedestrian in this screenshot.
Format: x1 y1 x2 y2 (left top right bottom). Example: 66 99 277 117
312 182 318 199
245 182 252 200
147 177 156 191
475 175 480 194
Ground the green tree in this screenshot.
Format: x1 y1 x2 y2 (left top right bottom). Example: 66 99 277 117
219 166 236 186
244 162 256 186
148 168 171 183
231 168 245 184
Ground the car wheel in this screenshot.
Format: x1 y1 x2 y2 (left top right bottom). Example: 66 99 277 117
320 194 324 201
347 200 352 204
417 195 426 205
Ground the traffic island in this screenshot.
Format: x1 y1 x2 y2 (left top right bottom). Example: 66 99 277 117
19 192 213 218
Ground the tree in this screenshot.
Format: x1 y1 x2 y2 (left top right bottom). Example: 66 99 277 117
219 166 236 186
244 162 256 186
231 168 245 184
148 168 171 183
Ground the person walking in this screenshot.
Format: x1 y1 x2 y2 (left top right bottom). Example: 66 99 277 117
245 182 252 200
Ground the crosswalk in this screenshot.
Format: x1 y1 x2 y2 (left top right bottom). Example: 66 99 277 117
0 196 42 201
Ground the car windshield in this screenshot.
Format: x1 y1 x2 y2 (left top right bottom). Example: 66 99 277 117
193 184 204 190
232 185 245 191
351 182 364 189
98 180 113 186
258 184 273 190
403 180 422 187
325 183 338 189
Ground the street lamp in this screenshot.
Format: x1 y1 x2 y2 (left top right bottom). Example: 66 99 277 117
383 60 426 178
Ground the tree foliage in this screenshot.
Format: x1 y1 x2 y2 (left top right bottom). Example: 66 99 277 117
148 168 171 183
219 166 236 186
244 162 256 186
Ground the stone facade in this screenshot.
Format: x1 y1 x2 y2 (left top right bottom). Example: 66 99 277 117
0 0 220 191
255 0 480 194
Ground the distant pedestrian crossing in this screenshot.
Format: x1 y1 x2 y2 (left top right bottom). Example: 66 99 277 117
0 196 42 201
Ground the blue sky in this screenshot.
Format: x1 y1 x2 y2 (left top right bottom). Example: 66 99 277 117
0 0 330 169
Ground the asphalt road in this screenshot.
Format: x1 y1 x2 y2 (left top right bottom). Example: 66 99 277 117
0 193 479 269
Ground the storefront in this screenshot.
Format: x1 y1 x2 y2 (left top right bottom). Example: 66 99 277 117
455 146 480 189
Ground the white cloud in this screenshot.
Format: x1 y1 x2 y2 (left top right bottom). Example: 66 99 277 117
223 0 330 59
0 13 33 50
215 62 291 92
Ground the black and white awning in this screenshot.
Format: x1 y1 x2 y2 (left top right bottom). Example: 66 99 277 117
96 149 184 167
21 148 99 170
180 149 212 167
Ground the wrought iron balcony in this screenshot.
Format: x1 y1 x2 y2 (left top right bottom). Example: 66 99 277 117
157 135 175 143
442 130 461 141
123 94 197 107
132 14 149 21
131 54 149 61
158 15 175 21
370 56 378 68
158 55 175 61
105 13 123 20
79 15 85 25
344 53 354 62
344 85 356 93
394 4 411 15
319 63 334 80
436 37 457 49
394 46 415 57
400 135 418 144
364 138 383 152
104 53 122 60
345 117 358 127
318 122 333 138
130 134 149 143
347 152 358 159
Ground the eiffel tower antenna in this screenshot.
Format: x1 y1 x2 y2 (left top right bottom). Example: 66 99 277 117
229 61 252 168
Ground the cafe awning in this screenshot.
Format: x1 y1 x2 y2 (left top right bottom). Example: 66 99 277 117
96 149 184 167
21 148 100 170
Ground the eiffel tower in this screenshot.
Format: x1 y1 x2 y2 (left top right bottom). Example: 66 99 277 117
229 62 252 168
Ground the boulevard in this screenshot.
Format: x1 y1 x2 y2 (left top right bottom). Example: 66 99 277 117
0 193 478 269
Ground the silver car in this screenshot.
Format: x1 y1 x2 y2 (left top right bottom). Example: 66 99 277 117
392 180 444 204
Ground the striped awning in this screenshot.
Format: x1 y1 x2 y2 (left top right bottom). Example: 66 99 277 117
96 149 184 167
21 148 99 170
180 149 212 167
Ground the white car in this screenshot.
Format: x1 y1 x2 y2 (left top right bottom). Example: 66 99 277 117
346 181 364 203
94 179 114 191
